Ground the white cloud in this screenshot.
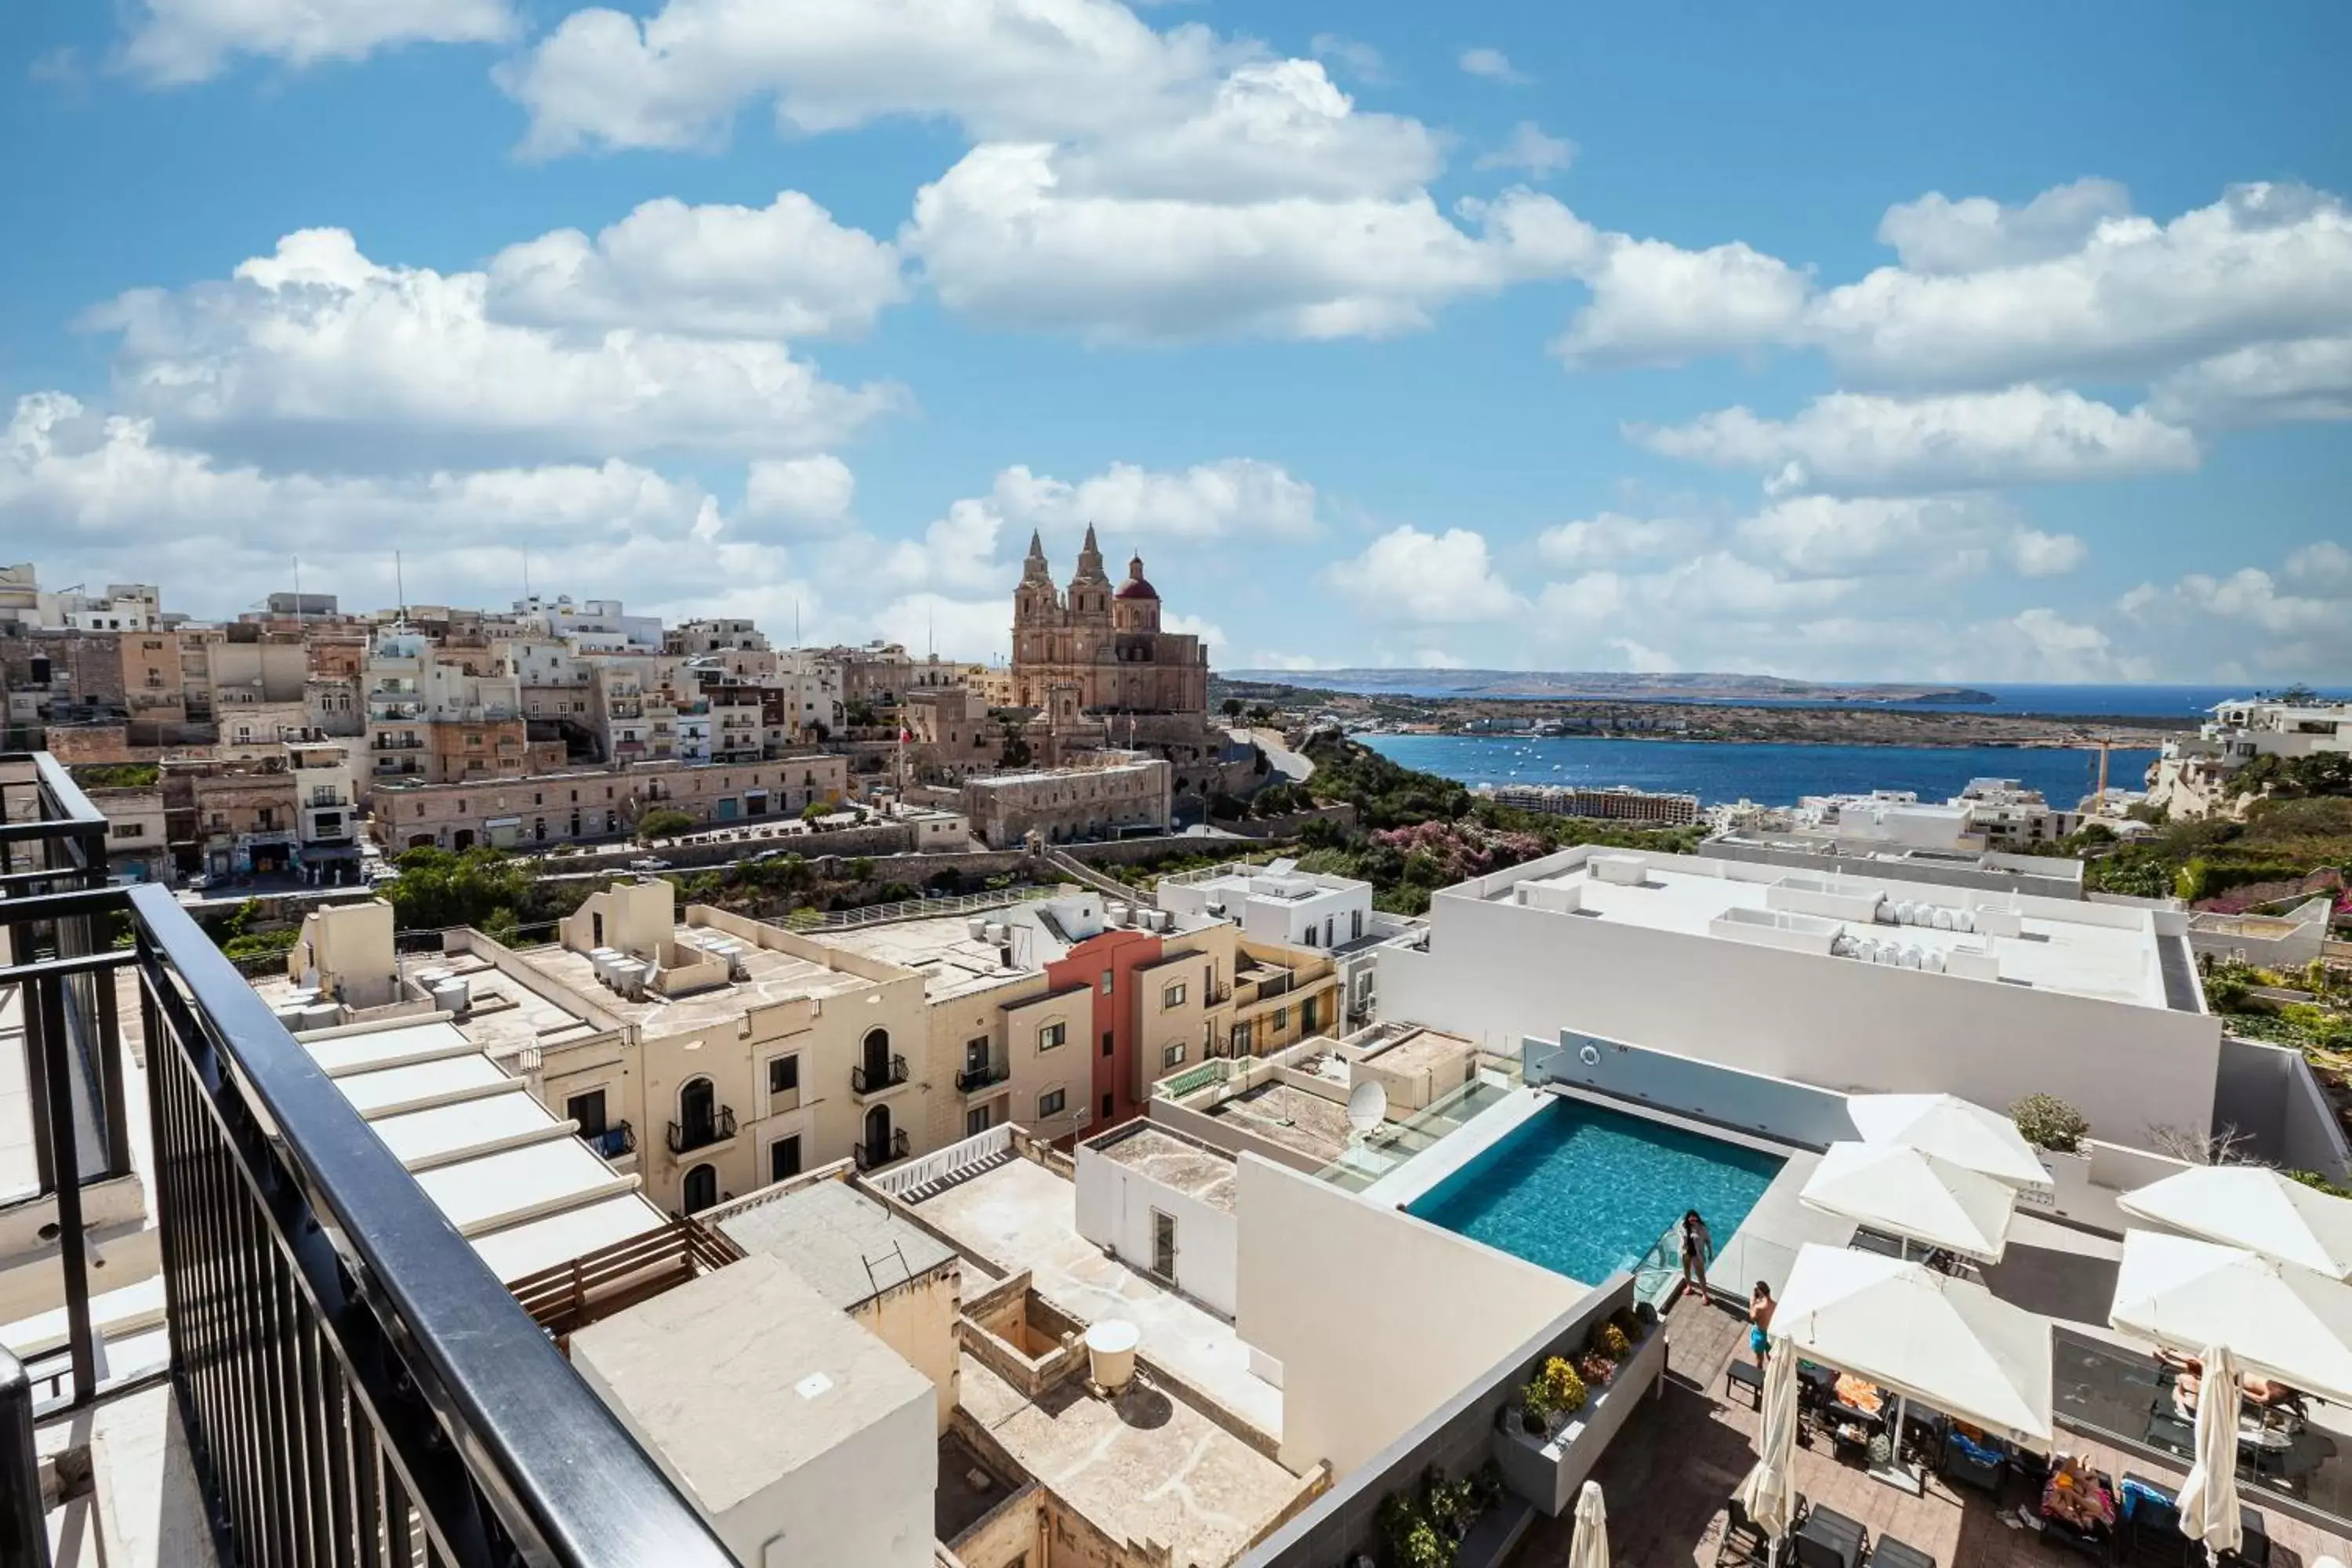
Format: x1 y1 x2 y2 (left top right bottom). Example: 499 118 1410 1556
1633 387 2200 494
905 144 1593 341
1325 526 1523 622
499 0 1228 156
1733 494 2085 580
1414 648 1468 670
743 455 856 533
2287 540 2352 593
871 592 1013 662
1609 637 1676 673
121 0 512 85
2118 550 2352 674
1555 235 1811 368
85 228 902 468
2148 336 2352 428
1809 182 2352 390
988 459 1319 540
1875 178 2132 274
485 191 906 340
1247 652 1342 671
1457 47 1526 84
1475 122 1573 180
1965 608 2151 683
1534 512 1705 570
1307 33 1386 85
1162 612 1228 651
0 390 830 630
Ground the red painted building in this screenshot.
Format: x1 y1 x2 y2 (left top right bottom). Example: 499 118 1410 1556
1045 927 1163 1137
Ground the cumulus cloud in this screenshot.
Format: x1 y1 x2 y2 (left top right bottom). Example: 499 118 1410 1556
1808 182 2352 390
499 0 1226 156
1325 526 1522 622
1307 33 1386 85
486 191 906 339
1457 47 1526 83
121 0 511 85
85 228 902 469
1632 387 2200 494
989 459 1320 539
1534 512 1706 570
2147 336 2352 428
742 455 857 533
905 144 1594 341
1733 495 2085 580
1554 236 1811 368
1475 122 1573 180
2117 544 2352 676
1874 178 2133 274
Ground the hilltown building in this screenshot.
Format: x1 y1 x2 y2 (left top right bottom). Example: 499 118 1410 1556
960 751 1172 848
2147 694 2352 818
367 753 848 851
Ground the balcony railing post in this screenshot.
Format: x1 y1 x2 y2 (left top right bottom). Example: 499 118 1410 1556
27 971 94 1408
0 1349 48 1568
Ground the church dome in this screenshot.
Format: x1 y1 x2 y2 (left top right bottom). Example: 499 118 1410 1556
1116 554 1159 601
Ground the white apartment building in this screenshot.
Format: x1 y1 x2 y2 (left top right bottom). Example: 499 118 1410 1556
667 618 770 656
1793 789 1987 853
1953 776 2084 849
513 593 664 652
1156 858 1425 1029
2149 695 2352 818
1378 841 2220 1148
287 738 361 882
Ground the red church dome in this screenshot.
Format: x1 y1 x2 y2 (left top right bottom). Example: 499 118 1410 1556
1116 554 1159 600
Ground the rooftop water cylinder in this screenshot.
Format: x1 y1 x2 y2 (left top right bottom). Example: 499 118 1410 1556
431 977 470 1014
1084 1319 1139 1393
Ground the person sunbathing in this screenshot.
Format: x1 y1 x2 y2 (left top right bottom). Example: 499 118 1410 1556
2042 1454 2114 1531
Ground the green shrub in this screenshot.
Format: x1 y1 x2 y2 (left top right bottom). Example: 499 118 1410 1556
2010 1094 2089 1153
634 808 695 843
2288 1169 2351 1198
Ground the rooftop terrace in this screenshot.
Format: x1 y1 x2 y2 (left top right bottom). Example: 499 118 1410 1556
518 929 873 1029
1094 1123 1238 1212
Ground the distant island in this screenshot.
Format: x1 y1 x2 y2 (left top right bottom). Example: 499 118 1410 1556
1225 670 1997 705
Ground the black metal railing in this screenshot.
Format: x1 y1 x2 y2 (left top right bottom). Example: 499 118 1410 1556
0 753 733 1568
592 1121 636 1160
853 1130 910 1171
851 1054 909 1094
956 1061 1008 1094
666 1106 737 1155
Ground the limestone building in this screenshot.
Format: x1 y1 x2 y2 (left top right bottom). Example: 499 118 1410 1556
1011 528 1207 718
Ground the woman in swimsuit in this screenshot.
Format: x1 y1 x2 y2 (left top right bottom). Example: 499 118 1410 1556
1680 1210 1713 1296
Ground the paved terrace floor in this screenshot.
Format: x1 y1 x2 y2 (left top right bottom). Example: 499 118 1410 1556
913 1156 1283 1437
1512 1293 2352 1568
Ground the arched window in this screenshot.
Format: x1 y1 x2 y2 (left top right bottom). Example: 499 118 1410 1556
861 1029 892 1082
678 1076 715 1142
682 1163 717 1214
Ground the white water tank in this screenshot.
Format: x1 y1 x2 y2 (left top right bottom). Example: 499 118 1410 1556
431 978 471 1014
1085 1320 1139 1393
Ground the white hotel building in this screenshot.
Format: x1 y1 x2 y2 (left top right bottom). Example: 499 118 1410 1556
1378 840 2225 1148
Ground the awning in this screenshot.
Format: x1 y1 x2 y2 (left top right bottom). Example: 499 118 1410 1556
1800 1142 2018 1264
2119 1166 2352 1280
1845 1093 2051 1189
1771 1243 2054 1448
2111 1229 2352 1406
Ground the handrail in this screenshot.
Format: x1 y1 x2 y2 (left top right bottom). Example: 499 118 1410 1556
2 755 733 1566
853 1054 910 1094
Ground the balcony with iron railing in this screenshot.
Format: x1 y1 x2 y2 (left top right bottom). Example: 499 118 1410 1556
0 751 735 1568
666 1105 737 1156
852 1054 910 1096
956 1060 1009 1094
590 1121 636 1160
852 1129 910 1171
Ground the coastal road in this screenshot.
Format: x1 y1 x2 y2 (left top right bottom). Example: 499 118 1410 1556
1234 727 1314 784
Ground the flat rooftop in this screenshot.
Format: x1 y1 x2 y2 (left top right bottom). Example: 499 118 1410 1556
822 913 1040 1002
1356 1024 1478 1080
1504 853 2171 1009
958 1351 1308 1568
517 932 873 1029
572 1253 935 1514
1091 1125 1236 1213
715 1180 959 1310
289 1016 666 1285
256 948 611 1062
906 1157 1281 1436
1205 1080 1356 1165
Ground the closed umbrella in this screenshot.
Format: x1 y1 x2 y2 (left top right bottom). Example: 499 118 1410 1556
1773 1243 2054 1449
1799 1142 2018 1264
1732 1343 1800 1556
1846 1093 2052 1189
2120 1165 2352 1279
2176 1341 2243 1565
2111 1229 2352 1405
1568 1480 1610 1568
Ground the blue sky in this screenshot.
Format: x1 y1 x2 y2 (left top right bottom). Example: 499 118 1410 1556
5 0 2348 683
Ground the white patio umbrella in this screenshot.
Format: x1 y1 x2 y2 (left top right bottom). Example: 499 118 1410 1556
1773 1243 2055 1449
2111 1229 2352 1406
2176 1341 2244 1566
1731 1342 1800 1557
1568 1480 1610 1568
2120 1165 2352 1279
1799 1142 2018 1264
1846 1092 2052 1189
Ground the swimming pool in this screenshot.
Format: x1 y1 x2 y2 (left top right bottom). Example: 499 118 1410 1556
1406 1098 1785 1288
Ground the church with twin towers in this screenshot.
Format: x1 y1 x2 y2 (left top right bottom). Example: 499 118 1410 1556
1008 524 1210 720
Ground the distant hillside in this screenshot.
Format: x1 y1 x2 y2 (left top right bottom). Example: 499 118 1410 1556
1222 670 1996 705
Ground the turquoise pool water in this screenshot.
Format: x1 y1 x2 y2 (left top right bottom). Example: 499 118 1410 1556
1407 1099 1784 1286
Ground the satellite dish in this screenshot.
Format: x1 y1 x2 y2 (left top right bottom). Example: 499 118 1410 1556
1346 1080 1388 1136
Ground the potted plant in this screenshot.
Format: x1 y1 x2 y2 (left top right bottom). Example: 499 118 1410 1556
1518 1374 1555 1434
1594 1320 1634 1360
1540 1356 1588 1421
1577 1351 1616 1388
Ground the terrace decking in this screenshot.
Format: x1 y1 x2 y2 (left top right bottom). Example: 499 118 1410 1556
1513 1292 2352 1568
